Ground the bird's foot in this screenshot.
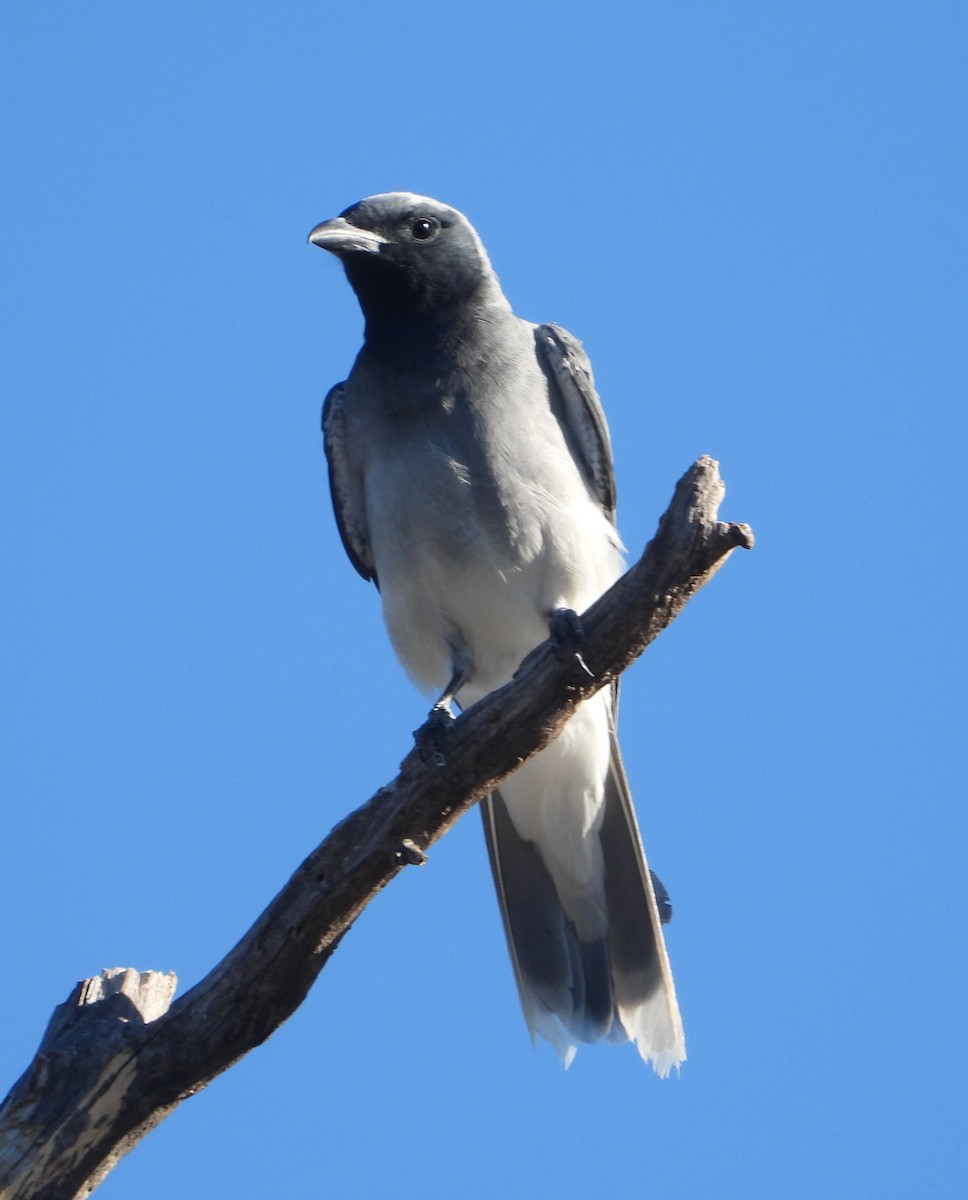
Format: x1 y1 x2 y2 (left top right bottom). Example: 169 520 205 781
549 607 595 678
415 701 457 770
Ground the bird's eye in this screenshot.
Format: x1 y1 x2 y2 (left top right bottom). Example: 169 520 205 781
410 216 439 241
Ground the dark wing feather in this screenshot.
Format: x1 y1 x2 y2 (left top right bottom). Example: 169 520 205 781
535 323 616 521
537 325 624 743
322 383 376 585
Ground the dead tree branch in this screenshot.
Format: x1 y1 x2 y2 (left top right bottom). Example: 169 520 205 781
0 456 753 1200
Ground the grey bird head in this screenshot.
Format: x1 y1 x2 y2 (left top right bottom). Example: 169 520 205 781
308 192 509 322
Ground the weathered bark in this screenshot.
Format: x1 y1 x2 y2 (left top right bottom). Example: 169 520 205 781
0 456 753 1199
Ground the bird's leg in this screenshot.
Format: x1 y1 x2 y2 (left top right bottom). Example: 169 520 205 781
432 661 467 720
548 607 595 678
416 654 469 769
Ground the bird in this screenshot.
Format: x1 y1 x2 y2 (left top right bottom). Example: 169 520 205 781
308 192 685 1074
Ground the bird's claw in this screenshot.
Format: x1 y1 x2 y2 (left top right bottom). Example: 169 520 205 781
549 607 595 677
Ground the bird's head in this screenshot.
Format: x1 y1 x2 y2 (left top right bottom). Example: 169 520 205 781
308 193 508 323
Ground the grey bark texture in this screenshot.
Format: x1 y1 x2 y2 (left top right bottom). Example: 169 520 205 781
0 457 753 1200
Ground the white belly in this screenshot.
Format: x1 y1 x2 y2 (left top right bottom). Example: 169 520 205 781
370 462 623 698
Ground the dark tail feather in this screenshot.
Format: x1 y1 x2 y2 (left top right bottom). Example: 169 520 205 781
481 738 685 1074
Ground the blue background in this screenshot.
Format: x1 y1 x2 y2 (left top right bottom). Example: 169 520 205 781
2 3 964 1196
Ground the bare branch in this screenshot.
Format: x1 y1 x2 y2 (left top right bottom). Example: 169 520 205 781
0 456 753 1200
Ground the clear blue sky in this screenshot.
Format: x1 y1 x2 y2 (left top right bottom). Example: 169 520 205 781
2 2 965 1196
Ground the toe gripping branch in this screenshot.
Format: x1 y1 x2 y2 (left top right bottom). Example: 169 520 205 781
416 662 467 770
548 607 595 678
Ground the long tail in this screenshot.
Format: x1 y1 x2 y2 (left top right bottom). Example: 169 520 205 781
481 725 685 1075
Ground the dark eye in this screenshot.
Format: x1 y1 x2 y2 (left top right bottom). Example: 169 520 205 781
410 216 439 241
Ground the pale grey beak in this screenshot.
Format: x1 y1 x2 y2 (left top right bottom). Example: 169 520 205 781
307 216 387 257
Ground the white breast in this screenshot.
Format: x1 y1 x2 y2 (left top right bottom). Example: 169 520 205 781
369 434 623 698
